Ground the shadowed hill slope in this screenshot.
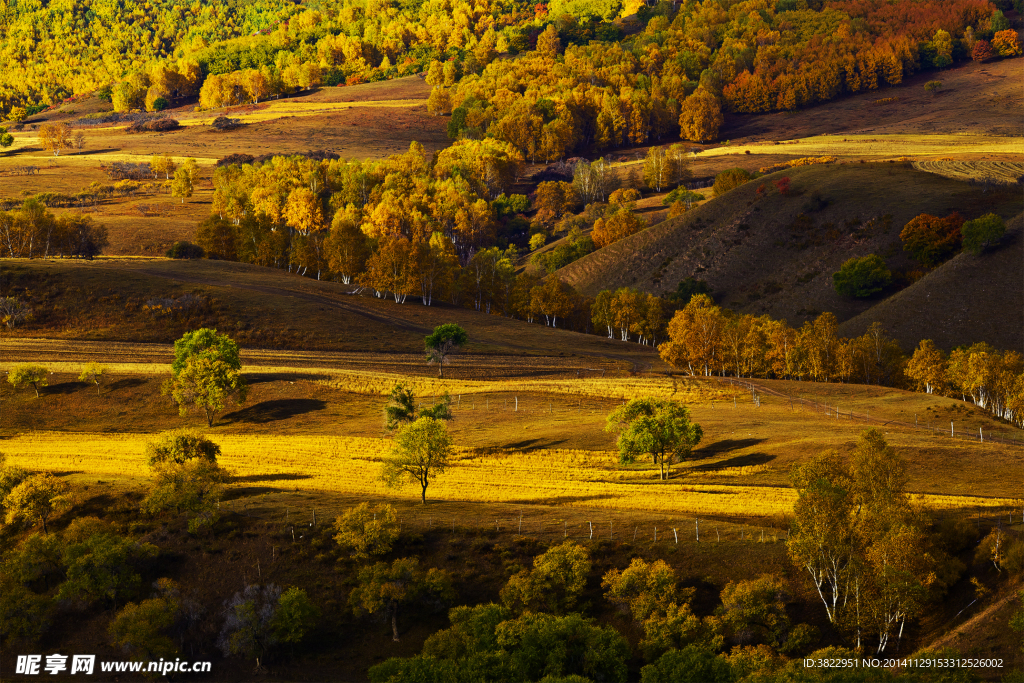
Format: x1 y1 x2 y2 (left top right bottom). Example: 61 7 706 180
0 257 664 370
838 213 1023 353
556 164 1021 335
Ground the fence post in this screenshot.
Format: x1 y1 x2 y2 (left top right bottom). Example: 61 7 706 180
673 528 678 544
951 422 954 437
589 521 593 539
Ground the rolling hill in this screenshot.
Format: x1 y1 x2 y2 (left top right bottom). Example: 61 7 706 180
838 212 1023 352
556 163 1023 351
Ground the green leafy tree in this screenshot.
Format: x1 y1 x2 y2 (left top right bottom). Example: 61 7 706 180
382 417 454 503
0 575 53 645
501 541 591 614
0 461 31 510
58 532 159 609
146 428 221 466
640 646 735 683
832 255 891 298
495 612 630 682
3 473 72 534
384 382 454 432
350 557 454 641
8 364 49 397
383 382 415 431
712 168 752 196
373 606 629 683
78 362 107 395
603 558 715 660
961 213 1006 255
164 329 246 426
333 502 400 560
271 586 320 647
142 458 227 533
172 328 242 376
0 125 13 148
166 355 247 426
717 575 792 648
605 398 703 480
109 584 181 662
425 323 468 378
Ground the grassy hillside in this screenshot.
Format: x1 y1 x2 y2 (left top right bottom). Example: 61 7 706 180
0 257 663 369
838 213 1024 352
556 163 1022 340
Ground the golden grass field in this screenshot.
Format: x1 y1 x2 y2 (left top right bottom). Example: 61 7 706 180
2 358 1020 525
913 159 1024 185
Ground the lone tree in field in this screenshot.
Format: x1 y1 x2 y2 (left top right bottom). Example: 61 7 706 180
8 364 49 397
382 417 453 503
384 382 453 432
425 323 467 378
0 125 13 149
4 473 73 534
79 362 107 395
605 398 703 480
143 430 226 532
146 428 221 466
163 329 247 427
39 122 72 156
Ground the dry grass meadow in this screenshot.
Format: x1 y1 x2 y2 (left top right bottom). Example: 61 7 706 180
2 357 1020 527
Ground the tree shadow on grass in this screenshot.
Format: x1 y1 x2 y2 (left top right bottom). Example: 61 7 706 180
693 438 766 458
691 453 775 472
222 398 327 424
232 473 314 483
107 378 148 392
498 437 569 451
46 381 89 394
